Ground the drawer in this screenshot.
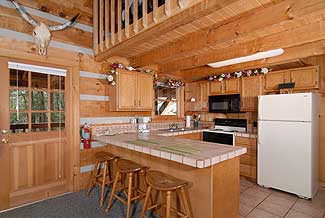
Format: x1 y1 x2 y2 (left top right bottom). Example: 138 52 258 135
240 164 257 180
240 155 257 166
235 136 257 146
237 144 256 156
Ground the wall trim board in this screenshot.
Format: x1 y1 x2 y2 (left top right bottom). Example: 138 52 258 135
0 28 93 55
0 1 92 32
80 71 107 79
80 94 109 101
80 117 137 125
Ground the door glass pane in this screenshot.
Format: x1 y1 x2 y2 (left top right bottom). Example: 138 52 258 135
31 72 48 89
32 91 48 110
155 86 177 100
31 113 48 131
9 90 29 110
10 112 29 133
50 75 65 90
9 69 28 87
155 100 177 116
50 93 65 110
51 112 65 130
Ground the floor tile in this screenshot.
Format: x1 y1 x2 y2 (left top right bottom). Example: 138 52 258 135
291 198 325 218
240 202 256 217
285 209 319 218
247 208 281 218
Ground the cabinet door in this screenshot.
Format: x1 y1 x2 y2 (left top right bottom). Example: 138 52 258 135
137 74 153 110
210 81 223 95
185 82 200 111
290 67 319 90
224 78 240 94
241 76 263 111
117 71 137 110
264 71 290 92
200 82 210 111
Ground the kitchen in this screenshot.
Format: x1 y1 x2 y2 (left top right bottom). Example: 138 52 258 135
0 0 325 218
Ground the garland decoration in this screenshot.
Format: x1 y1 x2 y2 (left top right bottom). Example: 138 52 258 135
106 63 155 86
154 76 184 88
208 67 270 82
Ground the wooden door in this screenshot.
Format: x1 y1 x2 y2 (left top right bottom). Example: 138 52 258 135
200 82 209 111
137 73 153 110
224 78 240 94
290 67 319 90
117 70 137 110
210 81 223 95
0 58 71 209
264 71 290 92
241 76 263 111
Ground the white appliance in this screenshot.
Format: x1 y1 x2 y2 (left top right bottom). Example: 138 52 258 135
258 93 320 199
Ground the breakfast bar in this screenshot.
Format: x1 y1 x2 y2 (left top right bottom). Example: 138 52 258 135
95 130 247 218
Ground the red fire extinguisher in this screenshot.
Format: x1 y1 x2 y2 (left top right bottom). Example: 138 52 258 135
81 123 91 149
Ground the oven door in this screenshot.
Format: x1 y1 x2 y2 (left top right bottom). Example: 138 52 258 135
202 131 234 146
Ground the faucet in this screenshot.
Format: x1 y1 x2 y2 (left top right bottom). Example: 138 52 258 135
169 122 178 130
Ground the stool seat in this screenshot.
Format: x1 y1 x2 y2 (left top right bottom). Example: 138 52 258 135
146 170 188 191
117 159 147 173
95 151 117 162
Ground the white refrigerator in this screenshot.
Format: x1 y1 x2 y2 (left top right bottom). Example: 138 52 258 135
258 93 320 199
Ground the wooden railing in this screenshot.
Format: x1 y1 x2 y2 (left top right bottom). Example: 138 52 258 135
93 0 188 55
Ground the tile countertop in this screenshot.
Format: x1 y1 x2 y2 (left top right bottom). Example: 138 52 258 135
94 129 247 169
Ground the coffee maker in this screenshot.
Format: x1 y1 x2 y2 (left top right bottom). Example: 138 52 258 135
137 117 151 133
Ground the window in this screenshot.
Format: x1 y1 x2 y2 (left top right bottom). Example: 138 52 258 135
9 62 66 133
154 86 178 116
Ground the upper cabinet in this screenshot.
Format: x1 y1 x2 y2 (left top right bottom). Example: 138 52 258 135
109 70 153 111
210 78 240 95
185 81 210 112
241 76 263 112
264 66 319 92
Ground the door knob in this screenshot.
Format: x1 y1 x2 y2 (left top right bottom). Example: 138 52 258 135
2 129 8 134
1 138 8 144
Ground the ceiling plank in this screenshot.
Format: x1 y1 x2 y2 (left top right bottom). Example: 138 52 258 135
94 0 240 61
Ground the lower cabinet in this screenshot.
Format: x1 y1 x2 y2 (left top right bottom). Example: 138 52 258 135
235 136 257 181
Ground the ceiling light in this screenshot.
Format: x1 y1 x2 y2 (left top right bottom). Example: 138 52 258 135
207 48 284 68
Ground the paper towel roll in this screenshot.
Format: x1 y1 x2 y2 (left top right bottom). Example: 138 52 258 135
185 116 192 128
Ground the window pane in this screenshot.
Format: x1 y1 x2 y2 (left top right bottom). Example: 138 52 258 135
51 112 65 130
31 72 48 89
32 91 48 110
50 93 65 110
9 69 28 87
32 113 48 132
155 87 177 100
10 112 28 133
155 100 177 116
9 90 29 110
50 75 65 90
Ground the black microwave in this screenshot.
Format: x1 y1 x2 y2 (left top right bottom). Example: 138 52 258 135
208 94 241 113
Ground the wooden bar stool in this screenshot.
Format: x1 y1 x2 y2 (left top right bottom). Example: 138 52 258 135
86 151 118 206
141 170 191 218
106 159 148 218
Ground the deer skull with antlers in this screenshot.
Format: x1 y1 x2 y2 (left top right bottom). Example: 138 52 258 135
9 0 80 56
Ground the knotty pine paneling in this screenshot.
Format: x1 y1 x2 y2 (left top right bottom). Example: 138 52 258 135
80 77 109 95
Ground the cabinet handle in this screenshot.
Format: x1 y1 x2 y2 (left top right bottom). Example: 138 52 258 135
134 100 137 106
139 100 141 106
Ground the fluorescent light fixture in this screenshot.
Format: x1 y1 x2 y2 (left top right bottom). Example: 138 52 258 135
207 48 284 68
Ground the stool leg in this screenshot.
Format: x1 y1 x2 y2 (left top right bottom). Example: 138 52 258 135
86 162 100 196
179 188 191 218
166 191 172 218
141 185 152 218
100 161 108 207
106 171 120 212
126 173 133 218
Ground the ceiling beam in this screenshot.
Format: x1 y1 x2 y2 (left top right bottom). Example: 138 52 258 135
132 0 325 71
94 0 239 62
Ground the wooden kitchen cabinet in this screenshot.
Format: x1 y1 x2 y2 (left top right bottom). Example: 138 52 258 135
185 81 209 111
241 76 263 111
109 69 153 111
235 136 257 181
210 78 240 95
264 66 319 92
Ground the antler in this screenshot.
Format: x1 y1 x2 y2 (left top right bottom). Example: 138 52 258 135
49 14 80 31
9 0 38 27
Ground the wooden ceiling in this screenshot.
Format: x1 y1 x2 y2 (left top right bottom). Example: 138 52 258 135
14 0 93 25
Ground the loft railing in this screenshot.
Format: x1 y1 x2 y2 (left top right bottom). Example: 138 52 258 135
93 0 186 55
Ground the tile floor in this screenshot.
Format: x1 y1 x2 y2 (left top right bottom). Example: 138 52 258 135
239 178 325 218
